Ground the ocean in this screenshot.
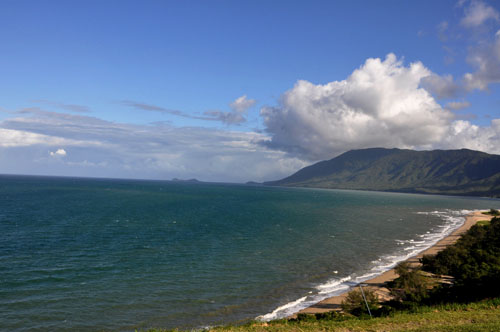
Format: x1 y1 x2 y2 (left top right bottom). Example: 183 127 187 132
0 175 497 331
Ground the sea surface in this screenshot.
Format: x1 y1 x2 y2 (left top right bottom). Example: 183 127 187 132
1 175 498 331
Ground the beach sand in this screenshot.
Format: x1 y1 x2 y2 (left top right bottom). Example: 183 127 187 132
292 210 495 317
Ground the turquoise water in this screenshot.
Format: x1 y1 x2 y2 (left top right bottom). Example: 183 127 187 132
0 175 497 331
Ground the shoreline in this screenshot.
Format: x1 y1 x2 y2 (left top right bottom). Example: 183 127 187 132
291 210 494 317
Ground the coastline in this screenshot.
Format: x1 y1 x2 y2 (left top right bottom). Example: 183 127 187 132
291 210 494 317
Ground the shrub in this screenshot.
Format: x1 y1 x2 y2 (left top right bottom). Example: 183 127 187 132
389 262 431 304
483 208 500 216
488 208 500 216
294 313 318 322
313 311 344 320
294 311 346 322
341 288 379 317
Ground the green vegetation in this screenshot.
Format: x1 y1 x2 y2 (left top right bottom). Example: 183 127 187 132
421 216 500 301
388 262 432 304
264 148 500 197
341 288 379 316
144 299 500 331
482 208 500 216
476 220 491 226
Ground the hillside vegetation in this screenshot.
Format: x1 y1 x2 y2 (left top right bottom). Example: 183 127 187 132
264 148 500 197
146 299 500 332
422 215 500 301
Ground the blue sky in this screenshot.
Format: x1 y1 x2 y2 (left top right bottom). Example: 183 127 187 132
1 0 500 182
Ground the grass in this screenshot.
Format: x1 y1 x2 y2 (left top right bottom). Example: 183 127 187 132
476 219 491 226
143 299 500 332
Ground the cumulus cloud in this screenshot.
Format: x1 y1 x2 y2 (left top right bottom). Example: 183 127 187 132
420 73 461 99
441 119 500 154
261 54 455 160
463 31 500 90
461 0 499 27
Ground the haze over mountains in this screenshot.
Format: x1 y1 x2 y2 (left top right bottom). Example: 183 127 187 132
265 148 500 197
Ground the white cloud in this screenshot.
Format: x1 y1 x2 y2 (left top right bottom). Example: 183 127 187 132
461 0 499 27
230 95 256 113
262 54 454 160
463 31 500 90
441 119 500 154
0 128 82 147
50 148 67 157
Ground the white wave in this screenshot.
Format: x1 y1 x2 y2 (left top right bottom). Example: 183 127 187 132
257 209 476 322
256 296 309 321
317 276 352 294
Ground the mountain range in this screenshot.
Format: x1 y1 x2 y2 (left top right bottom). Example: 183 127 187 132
264 148 500 197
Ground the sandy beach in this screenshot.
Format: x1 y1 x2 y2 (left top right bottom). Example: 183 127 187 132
293 210 495 317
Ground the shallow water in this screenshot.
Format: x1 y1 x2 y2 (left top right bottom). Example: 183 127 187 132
0 175 497 331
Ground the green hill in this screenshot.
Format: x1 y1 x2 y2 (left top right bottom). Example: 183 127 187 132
264 148 500 197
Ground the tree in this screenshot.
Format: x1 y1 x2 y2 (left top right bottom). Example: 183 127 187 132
422 217 500 301
488 208 499 216
389 262 430 303
341 287 379 316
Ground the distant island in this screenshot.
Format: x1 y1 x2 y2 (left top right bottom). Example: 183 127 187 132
245 181 263 186
264 148 500 197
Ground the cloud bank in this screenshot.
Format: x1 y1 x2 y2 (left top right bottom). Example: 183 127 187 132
0 109 305 182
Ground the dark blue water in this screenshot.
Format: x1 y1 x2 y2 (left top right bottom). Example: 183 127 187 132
0 175 497 331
